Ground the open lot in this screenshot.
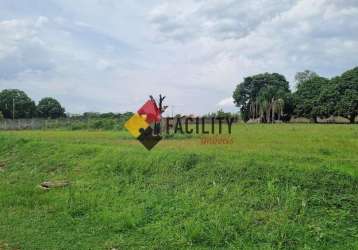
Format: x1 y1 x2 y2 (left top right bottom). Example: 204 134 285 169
0 124 357 249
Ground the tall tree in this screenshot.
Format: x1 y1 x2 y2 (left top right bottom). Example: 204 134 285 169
0 89 36 119
293 76 330 123
317 77 337 119
317 67 358 123
335 67 358 123
36 97 66 119
233 73 291 122
294 70 318 89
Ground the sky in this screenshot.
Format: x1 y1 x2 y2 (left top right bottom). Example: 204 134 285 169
0 0 357 115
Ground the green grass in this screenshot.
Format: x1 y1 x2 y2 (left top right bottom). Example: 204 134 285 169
0 124 357 249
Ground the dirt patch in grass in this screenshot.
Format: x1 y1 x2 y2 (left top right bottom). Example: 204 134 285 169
0 241 19 250
0 162 6 172
39 180 70 190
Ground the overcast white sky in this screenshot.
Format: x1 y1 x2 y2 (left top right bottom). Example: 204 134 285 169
0 0 357 115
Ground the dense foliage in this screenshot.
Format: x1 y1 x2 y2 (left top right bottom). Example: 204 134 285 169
0 89 36 119
233 66 358 123
233 73 292 122
294 70 319 88
334 67 358 123
37 97 66 119
293 76 330 123
0 90 134 129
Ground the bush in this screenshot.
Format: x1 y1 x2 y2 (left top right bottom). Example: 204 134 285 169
88 118 118 130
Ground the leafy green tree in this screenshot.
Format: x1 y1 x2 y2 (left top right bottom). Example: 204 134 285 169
317 78 338 119
335 67 358 123
294 70 318 89
317 67 358 123
0 89 36 119
233 73 291 122
293 76 330 123
36 97 66 119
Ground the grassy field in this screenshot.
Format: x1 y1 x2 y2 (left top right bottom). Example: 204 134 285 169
0 124 357 249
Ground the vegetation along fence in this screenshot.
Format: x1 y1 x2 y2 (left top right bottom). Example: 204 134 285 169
0 118 126 131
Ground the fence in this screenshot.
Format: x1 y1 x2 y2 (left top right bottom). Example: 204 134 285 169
0 118 125 131
0 116 241 131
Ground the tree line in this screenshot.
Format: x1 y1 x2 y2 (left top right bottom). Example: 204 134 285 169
0 89 135 122
233 66 358 123
0 89 66 119
1 66 357 123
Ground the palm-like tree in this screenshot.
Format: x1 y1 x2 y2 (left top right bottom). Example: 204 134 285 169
275 98 284 121
248 87 286 123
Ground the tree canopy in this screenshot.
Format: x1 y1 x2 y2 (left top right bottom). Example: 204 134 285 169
299 67 358 123
36 97 66 119
233 73 291 122
335 67 358 123
0 89 36 119
233 66 357 123
293 76 330 123
294 70 319 89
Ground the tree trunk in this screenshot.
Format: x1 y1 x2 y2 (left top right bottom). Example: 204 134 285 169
254 103 257 119
349 115 355 124
271 99 275 123
311 116 317 123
